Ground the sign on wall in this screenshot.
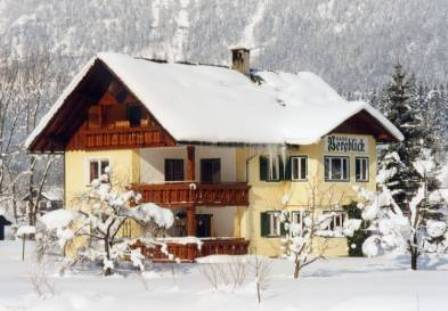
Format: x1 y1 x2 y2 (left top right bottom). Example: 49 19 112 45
325 135 368 153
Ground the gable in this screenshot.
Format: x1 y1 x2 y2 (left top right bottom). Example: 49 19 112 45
28 60 176 152
331 110 396 142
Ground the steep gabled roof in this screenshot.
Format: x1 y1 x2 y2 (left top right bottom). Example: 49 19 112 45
26 53 403 151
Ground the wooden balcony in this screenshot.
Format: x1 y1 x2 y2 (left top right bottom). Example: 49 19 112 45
83 127 173 149
66 126 176 150
132 182 250 207
132 238 250 262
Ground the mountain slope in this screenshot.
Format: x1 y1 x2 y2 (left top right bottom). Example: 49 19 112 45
1 0 448 91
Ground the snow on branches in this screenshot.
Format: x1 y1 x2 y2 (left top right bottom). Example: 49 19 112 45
355 152 448 268
38 168 175 276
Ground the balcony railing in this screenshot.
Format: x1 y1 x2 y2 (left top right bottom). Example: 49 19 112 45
70 127 174 150
132 238 250 262
132 182 250 207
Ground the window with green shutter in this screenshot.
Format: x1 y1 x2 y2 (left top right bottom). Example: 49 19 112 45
259 156 286 182
259 156 269 181
260 211 282 237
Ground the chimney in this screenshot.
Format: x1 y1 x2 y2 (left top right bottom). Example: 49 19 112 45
230 47 250 75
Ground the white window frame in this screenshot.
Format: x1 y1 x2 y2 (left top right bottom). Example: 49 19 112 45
269 156 281 181
322 211 346 232
355 157 369 182
290 156 308 181
324 156 349 181
87 158 111 184
267 211 281 237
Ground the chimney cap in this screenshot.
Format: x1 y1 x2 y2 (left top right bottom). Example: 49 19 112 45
229 46 251 52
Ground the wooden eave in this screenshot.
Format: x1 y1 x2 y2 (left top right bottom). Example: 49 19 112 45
329 110 398 142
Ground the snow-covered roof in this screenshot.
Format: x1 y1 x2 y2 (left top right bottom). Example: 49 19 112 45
21 187 64 202
25 53 403 148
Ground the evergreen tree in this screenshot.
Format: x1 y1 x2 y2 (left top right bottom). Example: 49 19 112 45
379 63 447 270
382 63 424 212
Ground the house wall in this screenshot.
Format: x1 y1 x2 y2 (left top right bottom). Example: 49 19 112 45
64 149 140 206
139 146 236 183
235 133 377 257
64 134 378 258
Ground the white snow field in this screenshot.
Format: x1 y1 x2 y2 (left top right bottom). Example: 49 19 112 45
1 241 447 311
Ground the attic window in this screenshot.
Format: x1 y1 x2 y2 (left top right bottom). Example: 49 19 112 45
128 106 142 127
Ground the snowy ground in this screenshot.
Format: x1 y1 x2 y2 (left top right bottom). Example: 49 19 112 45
1 241 448 311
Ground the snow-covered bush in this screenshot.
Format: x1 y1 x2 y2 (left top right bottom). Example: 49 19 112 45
38 168 175 276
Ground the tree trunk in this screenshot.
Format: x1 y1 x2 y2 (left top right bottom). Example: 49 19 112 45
411 249 418 271
22 237 26 261
293 260 301 279
104 239 113 276
411 234 418 271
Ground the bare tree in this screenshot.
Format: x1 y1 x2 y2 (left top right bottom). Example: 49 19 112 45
251 255 271 304
280 176 346 279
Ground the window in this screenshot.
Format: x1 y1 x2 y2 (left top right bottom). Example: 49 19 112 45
89 159 110 183
128 106 142 128
324 156 349 181
259 156 285 181
291 210 308 232
355 157 369 182
200 159 221 184
260 211 281 237
290 156 307 181
322 211 346 232
165 159 184 181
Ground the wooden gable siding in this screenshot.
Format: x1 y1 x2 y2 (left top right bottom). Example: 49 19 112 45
28 59 176 152
331 110 395 142
66 86 176 151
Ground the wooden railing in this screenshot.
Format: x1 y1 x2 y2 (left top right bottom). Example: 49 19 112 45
132 182 250 207
132 238 250 262
76 127 174 150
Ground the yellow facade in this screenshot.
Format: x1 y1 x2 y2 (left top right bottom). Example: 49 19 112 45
234 134 377 257
65 149 140 206
64 133 377 258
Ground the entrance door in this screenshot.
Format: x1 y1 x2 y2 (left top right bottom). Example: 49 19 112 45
200 158 221 184
196 214 212 237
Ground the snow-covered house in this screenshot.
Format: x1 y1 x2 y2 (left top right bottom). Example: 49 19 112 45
21 187 64 214
25 49 403 259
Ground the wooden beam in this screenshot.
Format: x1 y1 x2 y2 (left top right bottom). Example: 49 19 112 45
186 205 196 236
186 145 195 181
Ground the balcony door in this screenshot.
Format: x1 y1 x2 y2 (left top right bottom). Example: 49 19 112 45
196 214 212 237
200 158 221 184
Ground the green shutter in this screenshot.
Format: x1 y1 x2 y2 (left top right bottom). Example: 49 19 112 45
284 157 292 180
259 156 269 181
260 212 269 236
